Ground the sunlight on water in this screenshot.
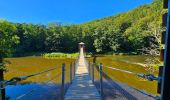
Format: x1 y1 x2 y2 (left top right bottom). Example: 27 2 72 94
4 56 75 100
4 55 158 99
91 55 158 95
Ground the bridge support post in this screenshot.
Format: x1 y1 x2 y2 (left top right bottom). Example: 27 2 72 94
88 61 90 77
61 63 65 100
160 0 170 100
70 62 72 84
99 63 103 100
92 63 94 83
74 62 76 77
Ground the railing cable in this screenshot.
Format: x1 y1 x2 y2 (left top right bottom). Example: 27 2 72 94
0 67 58 88
91 62 158 99
130 86 157 99
92 62 160 82
15 72 61 100
103 65 161 82
103 66 138 75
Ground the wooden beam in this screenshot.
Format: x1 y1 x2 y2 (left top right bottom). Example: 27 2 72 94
164 0 168 9
160 49 165 61
161 31 166 44
163 13 168 27
160 3 170 98
157 66 163 94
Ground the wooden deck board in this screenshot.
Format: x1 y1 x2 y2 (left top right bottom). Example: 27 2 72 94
65 48 101 100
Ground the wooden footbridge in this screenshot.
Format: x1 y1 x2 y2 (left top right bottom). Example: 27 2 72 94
0 39 170 100
1 0 170 98
64 43 155 100
65 46 101 100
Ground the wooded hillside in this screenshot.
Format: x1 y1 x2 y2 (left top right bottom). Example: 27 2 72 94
0 0 163 56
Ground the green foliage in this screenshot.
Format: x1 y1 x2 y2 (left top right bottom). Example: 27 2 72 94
0 0 163 56
0 20 19 57
0 20 20 70
0 59 10 71
15 23 47 54
42 52 79 59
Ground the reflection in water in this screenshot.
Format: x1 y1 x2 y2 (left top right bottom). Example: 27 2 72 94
4 56 74 100
6 82 61 100
90 55 158 95
4 55 158 99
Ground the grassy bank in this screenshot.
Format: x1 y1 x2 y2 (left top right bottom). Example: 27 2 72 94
13 51 93 58
13 51 161 71
42 52 79 59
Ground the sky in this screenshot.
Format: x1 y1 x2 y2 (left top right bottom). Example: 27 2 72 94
0 0 153 24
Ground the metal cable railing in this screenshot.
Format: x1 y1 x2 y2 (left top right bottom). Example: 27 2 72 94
1 67 58 88
103 65 161 82
1 61 77 100
15 72 62 100
87 61 159 100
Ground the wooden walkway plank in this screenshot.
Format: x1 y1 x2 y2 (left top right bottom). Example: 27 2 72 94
65 48 101 100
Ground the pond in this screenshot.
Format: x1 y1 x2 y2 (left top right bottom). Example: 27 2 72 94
4 55 158 99
4 56 75 100
91 55 158 95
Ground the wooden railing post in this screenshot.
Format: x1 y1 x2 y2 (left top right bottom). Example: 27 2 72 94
74 62 76 77
0 58 5 100
92 63 94 83
88 61 90 76
70 62 72 84
61 63 65 100
99 63 103 100
160 0 170 100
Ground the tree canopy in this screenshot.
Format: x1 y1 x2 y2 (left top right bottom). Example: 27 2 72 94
0 20 19 57
0 0 163 56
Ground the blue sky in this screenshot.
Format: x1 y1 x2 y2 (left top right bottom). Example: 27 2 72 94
0 0 153 24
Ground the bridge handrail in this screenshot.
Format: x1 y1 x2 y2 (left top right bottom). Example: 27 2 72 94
88 62 159 99
15 72 62 100
104 65 160 82
0 67 59 88
90 62 160 82
0 60 77 100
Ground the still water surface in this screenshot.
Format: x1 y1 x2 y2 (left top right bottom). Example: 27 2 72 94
4 55 157 99
93 55 158 95
5 56 75 100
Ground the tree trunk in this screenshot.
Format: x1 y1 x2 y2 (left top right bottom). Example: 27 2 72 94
0 58 6 100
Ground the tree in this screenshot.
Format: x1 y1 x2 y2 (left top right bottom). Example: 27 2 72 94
0 20 19 69
0 20 19 57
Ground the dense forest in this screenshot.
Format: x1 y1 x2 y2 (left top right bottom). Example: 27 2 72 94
0 0 163 57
